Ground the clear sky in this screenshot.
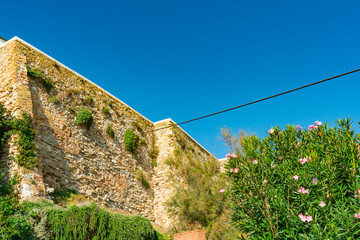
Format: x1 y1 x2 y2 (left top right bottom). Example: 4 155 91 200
2 0 360 158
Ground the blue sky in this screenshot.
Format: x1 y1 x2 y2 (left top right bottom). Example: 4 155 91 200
2 1 360 158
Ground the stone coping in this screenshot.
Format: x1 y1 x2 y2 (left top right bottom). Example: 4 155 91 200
0 36 152 124
154 118 215 157
0 36 217 160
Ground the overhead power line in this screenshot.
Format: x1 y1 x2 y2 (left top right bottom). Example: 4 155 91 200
150 67 360 133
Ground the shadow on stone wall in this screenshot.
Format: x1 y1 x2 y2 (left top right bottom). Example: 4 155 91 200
30 80 74 191
0 142 12 181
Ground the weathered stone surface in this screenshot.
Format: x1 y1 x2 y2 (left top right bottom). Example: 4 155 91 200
0 37 216 227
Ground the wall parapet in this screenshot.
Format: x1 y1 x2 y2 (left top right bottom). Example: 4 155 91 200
154 118 213 157
0 37 152 126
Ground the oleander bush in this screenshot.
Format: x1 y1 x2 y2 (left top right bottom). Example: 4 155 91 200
225 119 360 239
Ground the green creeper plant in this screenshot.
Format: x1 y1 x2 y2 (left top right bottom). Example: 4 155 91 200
124 129 138 154
148 146 159 167
13 112 39 169
102 107 109 115
136 169 150 189
27 67 54 92
107 124 115 138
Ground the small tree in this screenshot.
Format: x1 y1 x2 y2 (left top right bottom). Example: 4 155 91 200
165 148 242 239
225 119 360 238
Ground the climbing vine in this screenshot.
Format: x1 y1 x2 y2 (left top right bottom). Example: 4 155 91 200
13 112 39 169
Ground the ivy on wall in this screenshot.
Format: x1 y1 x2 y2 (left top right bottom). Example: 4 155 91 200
0 103 39 169
13 112 39 169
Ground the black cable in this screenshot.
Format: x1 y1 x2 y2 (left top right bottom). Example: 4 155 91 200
150 68 360 133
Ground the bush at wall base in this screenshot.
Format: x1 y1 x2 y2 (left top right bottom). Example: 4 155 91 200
225 119 360 239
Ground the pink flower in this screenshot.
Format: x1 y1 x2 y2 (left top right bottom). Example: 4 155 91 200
309 124 318 130
230 168 233 173
296 125 302 130
271 164 277 169
219 189 225 193
315 121 322 126
299 157 308 164
253 160 258 164
299 213 312 222
312 178 318 185
293 175 299 180
234 168 239 173
226 153 238 159
319 201 326 207
298 186 309 194
355 213 360 220
269 128 274 134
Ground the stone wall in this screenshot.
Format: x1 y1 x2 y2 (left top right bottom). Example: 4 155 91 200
153 119 216 230
0 37 217 226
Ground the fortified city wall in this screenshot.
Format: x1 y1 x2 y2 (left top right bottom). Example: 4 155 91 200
0 37 216 227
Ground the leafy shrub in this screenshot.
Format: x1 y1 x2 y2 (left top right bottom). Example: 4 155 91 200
76 108 94 129
107 124 115 138
225 119 360 239
148 146 159 167
49 96 58 103
50 189 79 207
0 172 32 239
27 68 43 78
66 193 88 208
136 169 150 189
25 203 159 240
43 77 54 92
124 129 138 153
85 96 93 104
102 107 109 115
27 67 54 92
13 112 38 169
